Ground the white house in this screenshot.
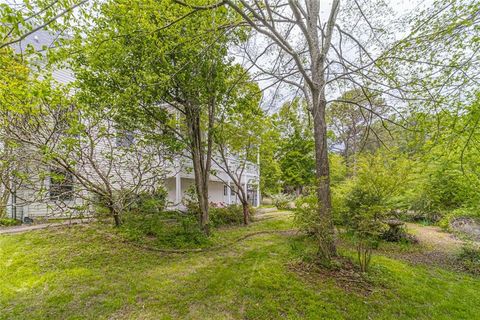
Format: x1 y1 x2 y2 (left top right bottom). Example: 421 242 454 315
4 31 260 221
6 153 260 221
164 156 260 210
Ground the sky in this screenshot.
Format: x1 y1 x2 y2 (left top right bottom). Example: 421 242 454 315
231 0 436 111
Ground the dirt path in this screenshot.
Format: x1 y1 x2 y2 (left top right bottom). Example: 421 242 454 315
373 223 469 271
255 209 292 221
0 219 92 235
406 223 464 252
406 223 465 251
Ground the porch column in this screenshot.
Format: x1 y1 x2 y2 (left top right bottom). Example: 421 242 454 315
228 180 232 205
175 173 181 205
256 181 260 207
256 149 261 207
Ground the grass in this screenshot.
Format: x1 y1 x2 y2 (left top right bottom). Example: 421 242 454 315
1 212 479 319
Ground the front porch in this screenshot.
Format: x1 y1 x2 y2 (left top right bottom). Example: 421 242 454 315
165 175 260 210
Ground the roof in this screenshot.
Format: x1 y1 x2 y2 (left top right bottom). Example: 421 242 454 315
13 30 75 85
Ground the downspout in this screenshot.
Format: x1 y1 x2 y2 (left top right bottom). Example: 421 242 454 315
256 146 261 207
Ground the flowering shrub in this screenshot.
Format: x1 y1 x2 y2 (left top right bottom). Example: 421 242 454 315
271 193 295 210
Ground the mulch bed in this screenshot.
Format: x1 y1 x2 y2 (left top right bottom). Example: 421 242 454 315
287 257 377 296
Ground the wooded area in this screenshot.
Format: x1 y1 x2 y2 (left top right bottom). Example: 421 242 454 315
1 0 480 319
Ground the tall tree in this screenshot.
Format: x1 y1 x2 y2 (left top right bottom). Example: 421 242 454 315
66 0 242 233
176 0 480 261
0 47 31 217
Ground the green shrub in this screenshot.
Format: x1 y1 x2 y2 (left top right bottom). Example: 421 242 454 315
408 163 480 221
294 193 318 236
271 193 294 210
119 210 209 248
338 152 411 271
331 181 352 225
381 221 418 243
439 207 480 230
92 188 168 220
127 188 168 214
182 185 200 215
457 245 480 275
209 204 245 227
0 218 21 227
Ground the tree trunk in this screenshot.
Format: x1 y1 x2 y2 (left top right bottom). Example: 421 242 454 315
186 107 210 235
197 179 210 235
109 205 121 227
241 201 249 225
311 89 337 261
0 140 11 219
0 189 9 218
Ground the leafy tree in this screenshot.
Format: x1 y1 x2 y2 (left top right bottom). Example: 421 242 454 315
213 65 264 224
274 100 315 195
0 48 31 217
176 0 480 262
258 117 282 196
65 0 243 233
328 89 388 175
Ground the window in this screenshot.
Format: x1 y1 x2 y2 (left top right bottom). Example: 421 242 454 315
224 185 228 196
49 168 74 201
116 129 135 147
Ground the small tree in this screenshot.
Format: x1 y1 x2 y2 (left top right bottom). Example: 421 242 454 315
342 151 412 271
274 100 315 195
2 87 171 226
213 66 264 225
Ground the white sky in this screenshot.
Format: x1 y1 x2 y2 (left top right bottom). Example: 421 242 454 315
235 0 436 111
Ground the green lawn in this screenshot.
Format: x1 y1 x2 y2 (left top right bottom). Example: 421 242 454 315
1 214 479 319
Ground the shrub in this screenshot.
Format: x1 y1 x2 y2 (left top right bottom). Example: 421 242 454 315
408 163 480 222
271 193 294 210
294 193 318 236
92 187 168 221
457 245 480 275
0 218 21 227
209 204 244 227
331 181 353 225
128 188 168 214
339 152 411 271
439 207 480 230
381 220 418 243
347 210 385 272
343 184 390 272
182 185 200 215
120 210 209 248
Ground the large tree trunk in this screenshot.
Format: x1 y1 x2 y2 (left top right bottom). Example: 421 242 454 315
0 192 8 218
0 139 11 219
242 201 249 225
186 107 211 235
311 89 337 261
108 203 121 227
